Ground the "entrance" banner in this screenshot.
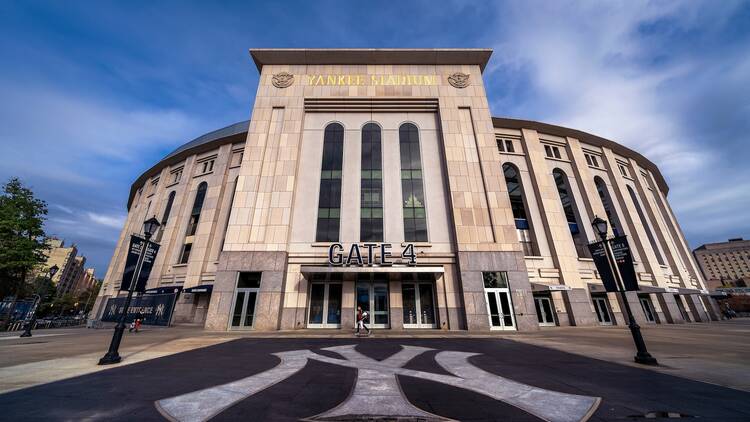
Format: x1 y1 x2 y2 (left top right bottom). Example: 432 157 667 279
101 293 177 326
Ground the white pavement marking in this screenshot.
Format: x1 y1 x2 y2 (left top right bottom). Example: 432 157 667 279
156 345 601 422
0 334 65 341
156 351 312 422
307 345 447 421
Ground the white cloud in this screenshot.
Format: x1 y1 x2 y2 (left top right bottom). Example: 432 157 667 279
87 212 126 229
482 1 750 244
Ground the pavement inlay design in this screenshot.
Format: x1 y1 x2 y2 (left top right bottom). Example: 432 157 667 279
156 344 600 422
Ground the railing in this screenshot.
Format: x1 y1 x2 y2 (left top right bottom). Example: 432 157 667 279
3 318 86 332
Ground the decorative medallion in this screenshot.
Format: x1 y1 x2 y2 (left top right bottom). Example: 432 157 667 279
272 72 294 88
447 72 470 88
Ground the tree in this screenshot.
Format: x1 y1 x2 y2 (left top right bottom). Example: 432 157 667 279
0 178 48 300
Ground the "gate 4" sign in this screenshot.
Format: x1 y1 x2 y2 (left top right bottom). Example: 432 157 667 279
328 243 417 266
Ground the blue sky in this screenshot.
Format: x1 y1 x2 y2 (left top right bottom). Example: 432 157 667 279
1 1 749 274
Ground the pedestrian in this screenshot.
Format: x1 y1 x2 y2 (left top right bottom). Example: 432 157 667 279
355 306 371 336
134 311 143 332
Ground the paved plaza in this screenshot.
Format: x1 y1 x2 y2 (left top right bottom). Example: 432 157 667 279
0 321 749 421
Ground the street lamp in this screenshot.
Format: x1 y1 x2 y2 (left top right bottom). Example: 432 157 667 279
591 216 657 365
20 264 58 338
98 217 160 365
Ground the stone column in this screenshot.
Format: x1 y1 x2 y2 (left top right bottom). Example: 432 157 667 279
654 293 685 324
562 288 598 326
686 294 709 323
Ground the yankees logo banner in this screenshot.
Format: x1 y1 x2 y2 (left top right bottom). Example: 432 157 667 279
156 345 600 422
101 292 177 326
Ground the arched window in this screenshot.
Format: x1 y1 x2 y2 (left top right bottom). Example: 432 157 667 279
316 123 344 242
220 177 239 251
503 163 537 256
553 169 590 258
594 177 622 237
187 182 207 236
161 191 176 227
361 123 383 241
627 185 665 265
180 182 207 264
155 191 176 242
399 123 427 242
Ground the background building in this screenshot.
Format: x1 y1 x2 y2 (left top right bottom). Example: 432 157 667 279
37 238 96 297
94 48 718 331
694 238 750 290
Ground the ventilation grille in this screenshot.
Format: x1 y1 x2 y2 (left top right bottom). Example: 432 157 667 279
304 97 439 112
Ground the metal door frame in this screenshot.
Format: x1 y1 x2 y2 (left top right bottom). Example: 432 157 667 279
484 288 516 331
534 296 556 327
402 282 438 329
307 282 342 329
592 296 613 325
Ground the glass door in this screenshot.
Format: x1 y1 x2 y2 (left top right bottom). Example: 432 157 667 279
534 296 556 326
402 282 437 328
356 281 390 329
230 272 261 330
640 296 656 323
592 296 613 325
483 272 516 330
308 282 342 328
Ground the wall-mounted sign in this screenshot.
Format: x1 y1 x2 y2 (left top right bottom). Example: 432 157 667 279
305 74 438 87
328 243 417 266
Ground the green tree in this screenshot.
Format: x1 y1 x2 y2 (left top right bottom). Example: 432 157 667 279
0 178 48 300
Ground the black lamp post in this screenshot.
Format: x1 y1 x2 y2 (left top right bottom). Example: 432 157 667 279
20 264 58 338
592 216 657 365
98 217 160 365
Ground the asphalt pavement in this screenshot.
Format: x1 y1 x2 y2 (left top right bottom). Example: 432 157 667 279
1 337 749 421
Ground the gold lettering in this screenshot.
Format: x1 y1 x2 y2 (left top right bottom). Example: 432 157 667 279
425 75 436 85
386 75 396 85
326 75 336 85
371 75 378 85
337 75 345 85
306 75 316 85
356 75 364 85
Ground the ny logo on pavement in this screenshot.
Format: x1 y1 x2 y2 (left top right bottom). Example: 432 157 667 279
156 345 600 422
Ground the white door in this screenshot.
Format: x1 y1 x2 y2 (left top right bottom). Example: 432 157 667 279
307 283 342 328
402 282 437 328
593 296 613 325
485 289 516 330
534 296 556 326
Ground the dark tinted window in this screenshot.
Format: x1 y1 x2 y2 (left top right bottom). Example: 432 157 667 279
553 169 590 258
399 123 427 242
316 123 344 242
237 272 262 289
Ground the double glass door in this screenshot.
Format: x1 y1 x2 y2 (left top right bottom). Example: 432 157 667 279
230 272 261 329
356 282 389 328
308 283 342 328
402 282 436 328
592 296 613 325
534 296 556 326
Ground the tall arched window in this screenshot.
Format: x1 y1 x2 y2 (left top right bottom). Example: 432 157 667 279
503 163 537 256
360 123 383 241
155 191 176 242
399 123 427 242
179 182 207 264
220 177 239 251
553 169 590 258
627 185 665 265
316 123 344 242
594 177 622 237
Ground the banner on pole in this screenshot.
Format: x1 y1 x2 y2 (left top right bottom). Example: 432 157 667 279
588 236 639 292
120 235 160 293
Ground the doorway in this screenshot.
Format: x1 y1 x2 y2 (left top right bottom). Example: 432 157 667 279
592 295 613 325
356 274 389 328
402 280 437 329
483 271 516 331
533 295 556 326
229 272 261 330
674 294 691 322
308 282 343 328
639 295 656 323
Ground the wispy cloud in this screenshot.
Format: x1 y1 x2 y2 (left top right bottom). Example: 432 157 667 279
87 212 126 229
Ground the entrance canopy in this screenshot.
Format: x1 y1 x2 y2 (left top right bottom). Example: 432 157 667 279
301 266 444 274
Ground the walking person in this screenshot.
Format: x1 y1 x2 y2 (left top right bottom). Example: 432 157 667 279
355 306 371 336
